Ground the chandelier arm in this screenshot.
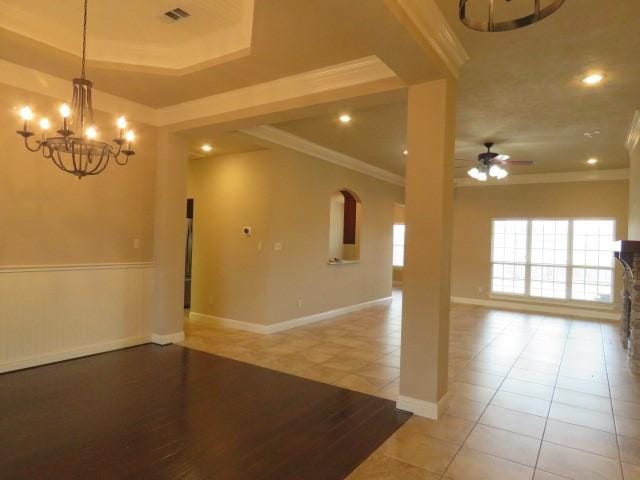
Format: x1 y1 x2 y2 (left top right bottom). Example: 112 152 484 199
23 137 42 153
113 149 129 166
84 147 104 175
42 143 53 159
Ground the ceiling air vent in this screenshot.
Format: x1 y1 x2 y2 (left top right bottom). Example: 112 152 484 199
164 7 190 21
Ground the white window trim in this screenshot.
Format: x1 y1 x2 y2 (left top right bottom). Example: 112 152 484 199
490 217 616 306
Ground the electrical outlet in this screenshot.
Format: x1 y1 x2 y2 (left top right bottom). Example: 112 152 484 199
297 299 303 308
208 296 213 306
274 242 283 251
257 241 263 251
133 238 141 249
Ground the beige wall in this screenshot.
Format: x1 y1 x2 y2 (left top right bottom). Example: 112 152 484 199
451 180 629 310
188 147 403 325
0 83 157 265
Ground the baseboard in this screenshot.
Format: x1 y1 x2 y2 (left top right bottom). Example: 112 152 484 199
396 393 449 419
0 335 151 374
189 296 393 335
451 296 619 321
151 331 185 345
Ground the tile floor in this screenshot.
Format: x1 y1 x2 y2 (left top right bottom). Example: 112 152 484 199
182 290 640 480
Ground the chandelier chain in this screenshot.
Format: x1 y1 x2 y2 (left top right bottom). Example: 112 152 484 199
81 0 88 79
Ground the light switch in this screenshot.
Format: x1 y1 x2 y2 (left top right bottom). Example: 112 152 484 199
274 242 283 251
133 238 141 249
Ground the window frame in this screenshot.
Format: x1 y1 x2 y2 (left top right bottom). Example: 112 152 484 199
489 217 616 305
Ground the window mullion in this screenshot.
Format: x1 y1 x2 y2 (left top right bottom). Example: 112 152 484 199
526 219 532 297
567 219 573 301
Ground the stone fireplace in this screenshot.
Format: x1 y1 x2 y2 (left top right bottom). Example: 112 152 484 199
614 240 640 372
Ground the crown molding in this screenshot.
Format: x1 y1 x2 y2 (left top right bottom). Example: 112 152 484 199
0 59 158 125
241 125 405 187
385 0 469 78
454 168 630 187
626 110 640 152
154 56 399 126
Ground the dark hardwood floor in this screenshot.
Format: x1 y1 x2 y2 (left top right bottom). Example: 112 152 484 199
0 344 409 479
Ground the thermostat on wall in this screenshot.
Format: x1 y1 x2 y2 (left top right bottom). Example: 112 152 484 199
242 226 252 237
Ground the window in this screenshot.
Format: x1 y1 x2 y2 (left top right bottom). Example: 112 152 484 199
393 224 405 267
490 218 615 303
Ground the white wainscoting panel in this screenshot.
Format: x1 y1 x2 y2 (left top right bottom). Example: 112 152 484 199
0 263 154 373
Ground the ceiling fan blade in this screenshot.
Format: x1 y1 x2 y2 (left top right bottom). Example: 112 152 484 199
501 160 534 165
495 154 511 161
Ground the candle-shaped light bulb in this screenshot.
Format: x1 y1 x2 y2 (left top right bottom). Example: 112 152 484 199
86 126 98 139
125 130 135 142
19 106 34 121
39 118 50 130
59 103 71 118
116 116 127 129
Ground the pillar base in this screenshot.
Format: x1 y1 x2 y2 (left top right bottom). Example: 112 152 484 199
396 392 450 419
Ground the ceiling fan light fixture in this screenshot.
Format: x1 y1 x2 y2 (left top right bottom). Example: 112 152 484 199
468 167 480 179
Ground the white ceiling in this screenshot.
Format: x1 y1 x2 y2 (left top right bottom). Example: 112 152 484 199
0 0 254 72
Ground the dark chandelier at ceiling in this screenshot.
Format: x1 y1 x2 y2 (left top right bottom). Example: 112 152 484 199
16 0 136 178
459 0 566 32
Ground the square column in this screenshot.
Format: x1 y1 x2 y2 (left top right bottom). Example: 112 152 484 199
398 78 457 418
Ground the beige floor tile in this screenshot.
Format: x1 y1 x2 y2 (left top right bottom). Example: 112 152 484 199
491 391 551 417
347 452 440 480
450 381 496 404
544 419 618 459
533 470 570 480
553 388 613 414
333 373 391 395
356 364 401 382
403 414 475 446
375 379 399 400
616 415 640 440
380 430 459 474
613 399 640 421
480 404 547 438
455 370 505 389
446 394 487 422
296 364 349 384
623 462 640 480
548 402 615 433
321 355 371 372
464 424 541 466
556 376 610 397
501 378 555 401
537 442 622 480
445 446 534 480
619 435 640 467
508 367 557 386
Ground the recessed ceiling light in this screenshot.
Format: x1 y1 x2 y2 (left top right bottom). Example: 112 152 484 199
339 114 352 124
403 149 408 155
587 157 598 165
201 144 212 152
582 73 604 86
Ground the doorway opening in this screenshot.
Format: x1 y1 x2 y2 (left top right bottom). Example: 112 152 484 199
184 198 194 310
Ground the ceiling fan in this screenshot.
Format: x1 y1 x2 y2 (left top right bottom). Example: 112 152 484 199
457 142 533 181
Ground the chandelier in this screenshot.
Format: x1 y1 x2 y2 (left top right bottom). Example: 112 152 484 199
16 0 136 178
459 0 566 32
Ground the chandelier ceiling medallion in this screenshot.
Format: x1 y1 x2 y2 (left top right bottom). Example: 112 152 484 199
459 0 566 32
16 0 136 178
